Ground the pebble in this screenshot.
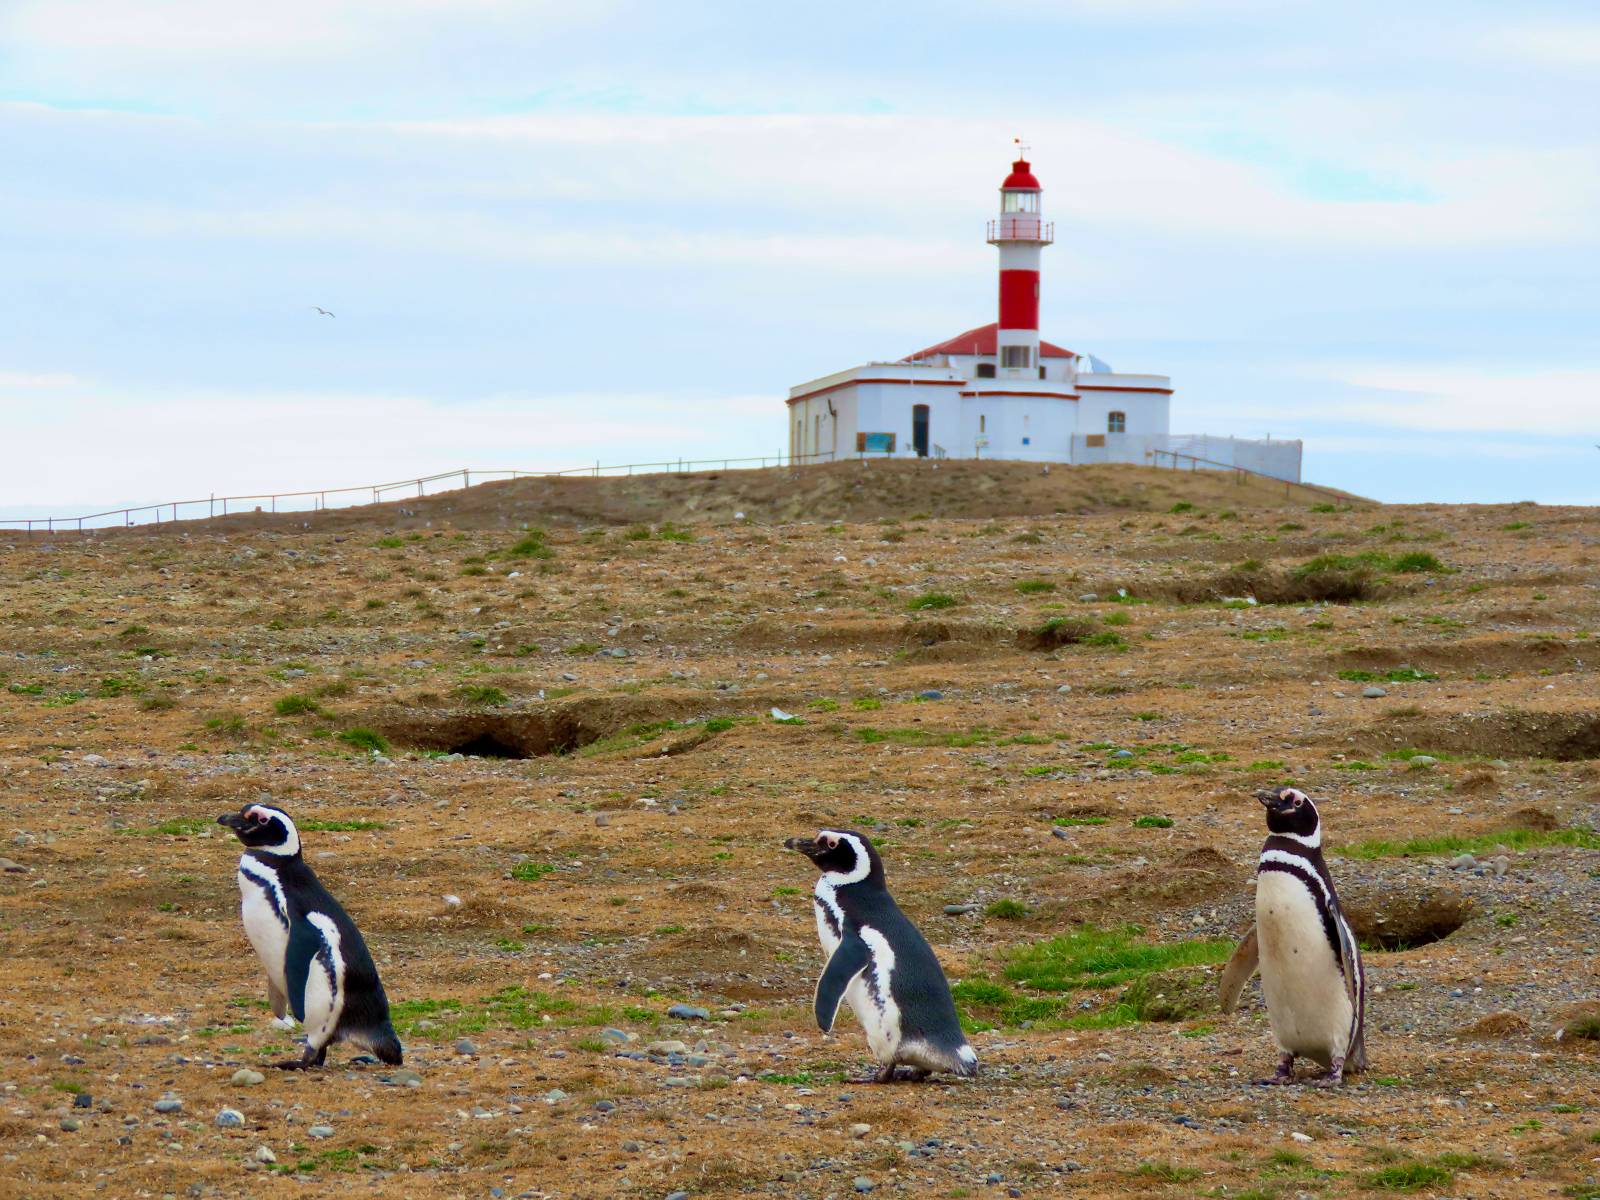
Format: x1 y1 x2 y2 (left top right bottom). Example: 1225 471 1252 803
231 1068 266 1086
917 690 943 701
385 1068 424 1087
1078 593 1098 602
60 1117 81 1131
666 1004 709 1020
1057 684 1071 693
454 1039 477 1055
854 1176 876 1193
1112 749 1134 759
561 672 577 681
254 1145 277 1163
542 1089 567 1104
661 1077 694 1088
72 1093 93 1108
215 1109 246 1128
1449 854 1478 871
1492 855 1510 877
943 903 979 915
622 1140 641 1152
849 1122 872 1138
443 894 463 908
647 1040 689 1055
985 1172 1004 1183
307 1125 335 1138
1051 827 1071 840
154 1099 183 1113
1291 1131 1314 1143
667 1192 690 1200
1362 687 1387 698
599 1028 632 1045
0 858 27 872
593 1099 617 1112
594 814 610 827
1410 755 1438 766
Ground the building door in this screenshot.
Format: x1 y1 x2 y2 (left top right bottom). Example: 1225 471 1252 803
912 404 930 458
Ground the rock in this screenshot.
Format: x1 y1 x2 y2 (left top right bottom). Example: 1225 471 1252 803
647 1040 689 1055
254 1145 277 1163
60 1117 81 1131
72 1093 92 1108
592 1099 617 1113
854 1176 876 1193
1057 684 1071 693
154 1099 183 1113
1489 759 1509 769
231 1069 266 1086
1409 755 1438 767
1051 827 1071 839
443 894 463 908
661 1077 694 1087
561 672 577 681
985 1173 1004 1184
454 1039 476 1055
0 858 27 872
594 814 610 827
1112 749 1134 759
385 1069 424 1087
599 1028 631 1045
543 1089 567 1104
622 1139 642 1152
1291 1131 1314 1143
667 1004 709 1020
1078 594 1098 602
849 1122 872 1138
307 1124 335 1139
1449 854 1478 871
215 1109 246 1128
917 690 943 701
943 903 979 915
686 1054 711 1068
667 1192 690 1200
1491 855 1510 877
1362 687 1387 698
1122 967 1220 1022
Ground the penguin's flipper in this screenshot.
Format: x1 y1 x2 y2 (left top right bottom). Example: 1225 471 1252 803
283 918 325 1025
1218 925 1260 1015
1336 915 1367 1072
267 977 289 1019
814 930 872 1034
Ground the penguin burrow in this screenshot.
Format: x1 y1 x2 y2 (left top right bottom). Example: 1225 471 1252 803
1219 786 1367 1087
786 828 977 1083
218 803 403 1070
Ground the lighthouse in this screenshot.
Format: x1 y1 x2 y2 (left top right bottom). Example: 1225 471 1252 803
783 152 1276 474
987 155 1054 380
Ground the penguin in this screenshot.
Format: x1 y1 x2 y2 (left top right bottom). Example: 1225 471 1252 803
218 803 403 1069
786 829 977 1083
1219 786 1366 1087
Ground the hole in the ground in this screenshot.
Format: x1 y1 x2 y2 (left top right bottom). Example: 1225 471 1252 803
449 733 528 759
1359 711 1600 762
1345 890 1472 951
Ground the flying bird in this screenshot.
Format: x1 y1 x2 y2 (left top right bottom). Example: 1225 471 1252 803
312 307 335 317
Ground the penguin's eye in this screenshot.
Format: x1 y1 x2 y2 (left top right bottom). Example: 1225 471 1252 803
1292 797 1303 808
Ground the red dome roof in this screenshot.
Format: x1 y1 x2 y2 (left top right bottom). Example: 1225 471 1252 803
1001 158 1040 191
902 324 1073 361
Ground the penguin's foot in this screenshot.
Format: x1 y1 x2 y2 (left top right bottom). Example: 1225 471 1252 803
1308 1057 1345 1089
1254 1053 1296 1086
871 1064 898 1084
272 1058 315 1071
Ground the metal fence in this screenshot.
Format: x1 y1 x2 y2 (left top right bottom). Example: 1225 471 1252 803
0 453 845 535
1150 450 1355 504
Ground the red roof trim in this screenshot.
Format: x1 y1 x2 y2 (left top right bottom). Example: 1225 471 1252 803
1075 385 1174 395
958 391 1079 400
902 323 1073 361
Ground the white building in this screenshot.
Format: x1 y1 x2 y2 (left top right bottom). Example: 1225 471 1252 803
785 155 1298 481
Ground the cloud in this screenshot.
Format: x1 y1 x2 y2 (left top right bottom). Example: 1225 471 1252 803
1313 366 1600 435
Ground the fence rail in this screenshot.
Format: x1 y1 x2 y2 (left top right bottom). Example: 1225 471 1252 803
2 446 1356 536
1149 450 1356 504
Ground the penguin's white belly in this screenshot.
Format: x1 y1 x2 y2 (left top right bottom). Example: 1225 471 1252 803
239 871 289 995
842 927 902 1064
1256 872 1351 1067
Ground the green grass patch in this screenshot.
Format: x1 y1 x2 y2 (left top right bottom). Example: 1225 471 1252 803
986 899 1029 919
511 861 557 881
132 817 215 837
1132 815 1173 828
1342 826 1600 858
337 727 390 753
1337 668 1439 683
1015 579 1056 595
907 592 959 610
1003 924 1233 992
274 694 323 716
1055 817 1108 827
857 726 999 748
299 819 384 832
1366 1161 1453 1190
454 684 509 707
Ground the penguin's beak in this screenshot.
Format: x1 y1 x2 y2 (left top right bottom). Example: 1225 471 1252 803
785 836 821 858
217 812 245 832
1255 788 1293 813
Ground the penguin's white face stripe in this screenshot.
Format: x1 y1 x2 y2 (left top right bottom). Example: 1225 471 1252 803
245 804 301 857
817 831 871 886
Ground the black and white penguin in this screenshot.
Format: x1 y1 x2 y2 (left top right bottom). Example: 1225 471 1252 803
786 829 977 1083
1219 786 1366 1087
218 803 402 1069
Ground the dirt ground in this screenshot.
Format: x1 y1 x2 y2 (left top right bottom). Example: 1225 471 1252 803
2 463 1598 1200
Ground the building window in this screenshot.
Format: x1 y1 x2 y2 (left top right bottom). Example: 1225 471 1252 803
979 415 986 434
1002 192 1039 214
1107 411 1126 433
1001 345 1032 369
912 404 929 458
975 362 995 378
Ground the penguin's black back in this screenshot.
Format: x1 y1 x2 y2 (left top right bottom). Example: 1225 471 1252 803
257 851 397 1048
834 879 964 1043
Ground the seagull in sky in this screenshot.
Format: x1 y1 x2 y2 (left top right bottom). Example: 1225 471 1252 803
312 307 335 317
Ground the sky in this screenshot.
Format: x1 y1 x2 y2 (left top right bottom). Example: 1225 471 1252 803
2 0 1598 518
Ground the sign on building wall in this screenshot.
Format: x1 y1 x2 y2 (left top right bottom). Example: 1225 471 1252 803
857 432 895 453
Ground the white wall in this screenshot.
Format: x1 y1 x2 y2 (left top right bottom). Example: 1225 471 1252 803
1075 377 1171 438
963 394 1078 462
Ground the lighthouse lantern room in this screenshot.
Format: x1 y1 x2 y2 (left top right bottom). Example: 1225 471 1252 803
787 153 1174 466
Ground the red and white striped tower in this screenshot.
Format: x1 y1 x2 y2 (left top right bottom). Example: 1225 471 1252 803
986 152 1054 379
